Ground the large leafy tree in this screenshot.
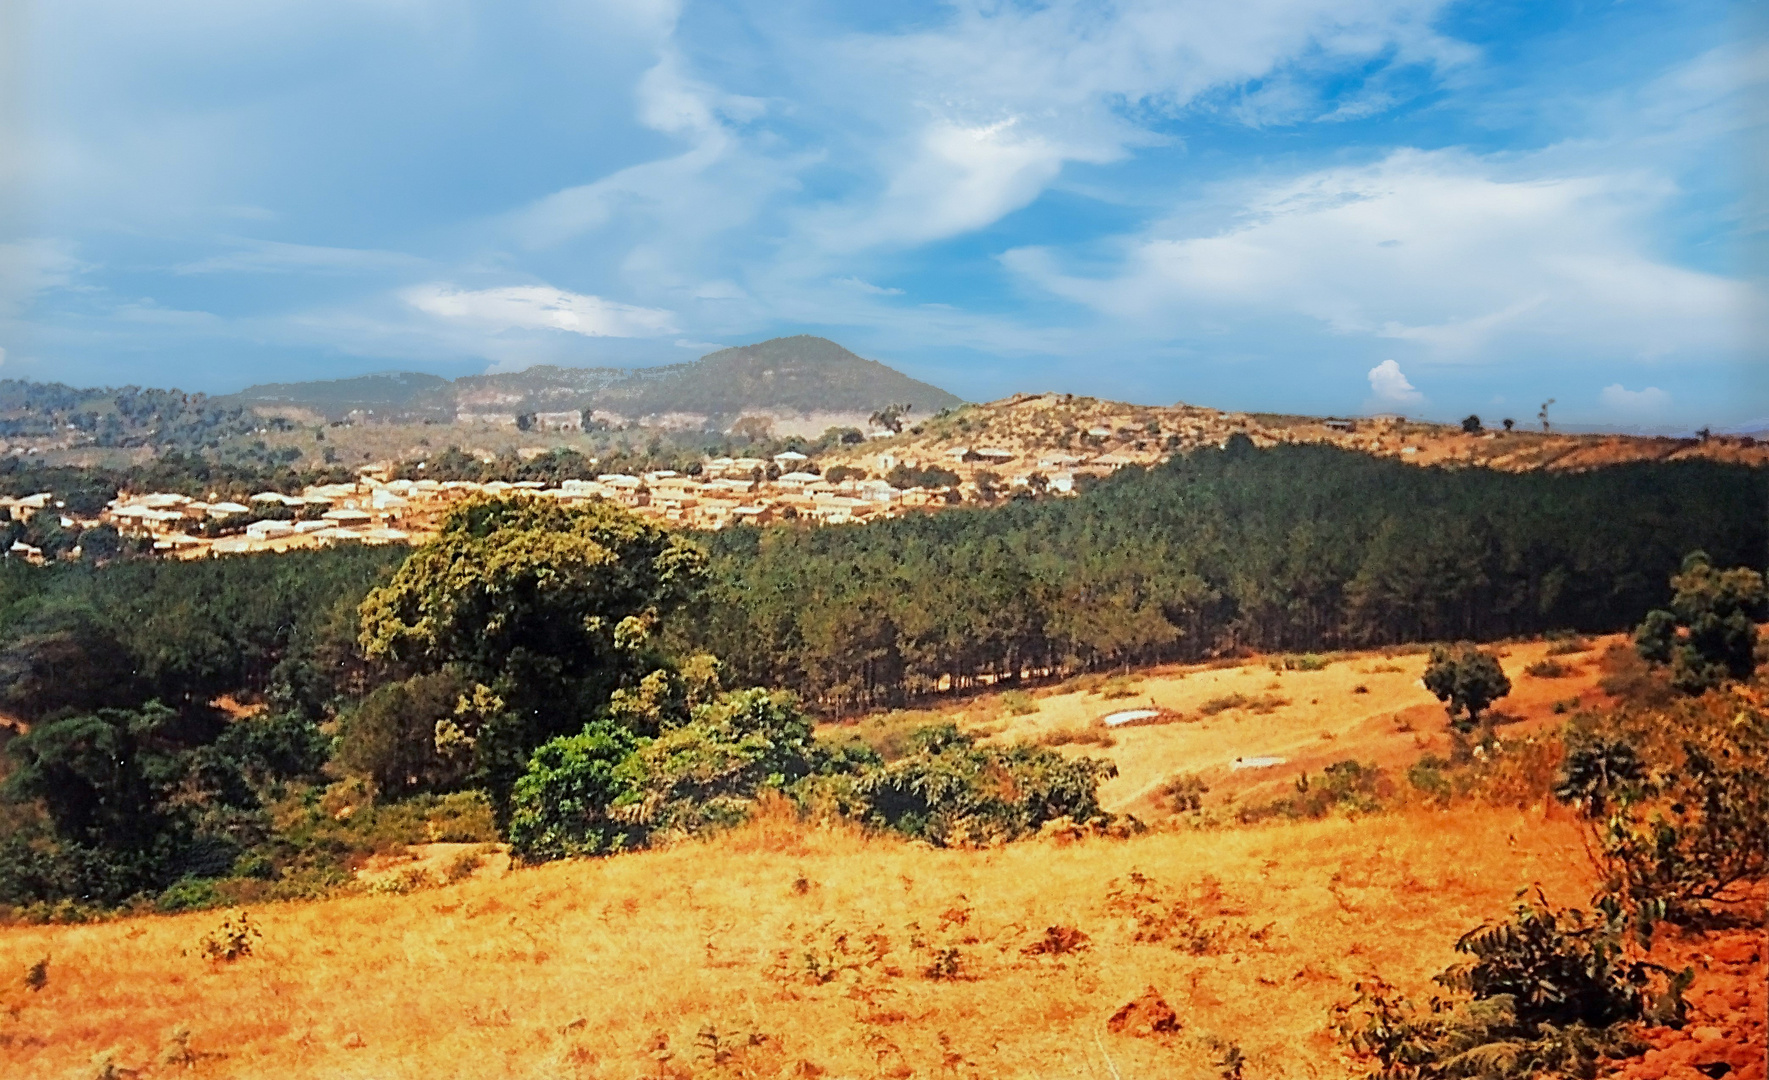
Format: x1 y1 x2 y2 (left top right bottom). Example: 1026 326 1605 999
357 496 707 801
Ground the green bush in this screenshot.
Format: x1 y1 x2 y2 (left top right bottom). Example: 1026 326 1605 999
853 725 1116 846
1523 658 1569 678
508 689 819 861
1633 551 1766 694
1423 646 1511 731
623 688 818 839
505 721 645 861
1240 760 1390 822
331 670 474 798
156 877 222 913
1334 891 1690 1080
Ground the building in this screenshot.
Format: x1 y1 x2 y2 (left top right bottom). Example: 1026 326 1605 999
534 410 584 432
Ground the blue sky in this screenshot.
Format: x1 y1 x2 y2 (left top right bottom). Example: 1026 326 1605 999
1 0 1763 430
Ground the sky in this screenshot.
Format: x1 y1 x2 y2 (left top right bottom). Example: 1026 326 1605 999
0 0 1764 431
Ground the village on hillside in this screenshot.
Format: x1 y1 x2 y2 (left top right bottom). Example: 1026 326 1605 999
5 390 1767 563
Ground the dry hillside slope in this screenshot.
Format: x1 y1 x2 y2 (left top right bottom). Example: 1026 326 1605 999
2 807 1610 1080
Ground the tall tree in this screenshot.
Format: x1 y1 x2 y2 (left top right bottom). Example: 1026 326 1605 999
358 496 707 801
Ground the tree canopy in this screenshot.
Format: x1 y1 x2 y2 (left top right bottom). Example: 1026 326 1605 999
357 496 708 800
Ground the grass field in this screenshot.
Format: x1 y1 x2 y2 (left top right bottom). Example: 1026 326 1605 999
0 803 1601 1079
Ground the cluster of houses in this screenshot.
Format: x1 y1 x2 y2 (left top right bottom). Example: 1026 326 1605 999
3 435 1154 562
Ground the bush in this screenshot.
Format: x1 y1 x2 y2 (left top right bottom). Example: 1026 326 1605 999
854 725 1116 846
508 689 818 860
1198 692 1286 716
623 688 818 839
999 690 1038 716
1633 551 1766 694
1333 891 1690 1080
1423 646 1511 731
1523 658 1569 678
1590 741 1768 926
1239 760 1389 822
156 877 222 913
1159 773 1209 812
1272 653 1329 672
505 721 644 862
331 670 473 798
1037 726 1115 748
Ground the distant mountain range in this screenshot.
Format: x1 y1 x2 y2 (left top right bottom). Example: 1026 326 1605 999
219 336 965 431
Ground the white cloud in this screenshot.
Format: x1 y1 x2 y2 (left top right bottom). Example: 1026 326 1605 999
403 284 676 338
1367 359 1424 408
113 300 221 326
1004 147 1755 364
0 239 87 316
834 277 904 296
1599 383 1671 415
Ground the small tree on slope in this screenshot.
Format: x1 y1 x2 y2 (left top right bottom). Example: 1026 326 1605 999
1423 645 1511 732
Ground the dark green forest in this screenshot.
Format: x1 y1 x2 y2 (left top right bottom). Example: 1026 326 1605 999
0 440 1763 912
689 439 1768 709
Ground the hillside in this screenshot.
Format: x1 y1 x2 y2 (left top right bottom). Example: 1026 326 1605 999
216 372 454 421
818 393 1769 495
221 336 964 431
0 807 1609 1078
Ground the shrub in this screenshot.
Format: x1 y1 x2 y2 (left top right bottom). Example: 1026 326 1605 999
1037 726 1115 748
623 688 818 839
1239 760 1390 822
1199 692 1287 716
195 910 261 963
1551 737 1642 817
505 721 644 861
1591 742 1768 926
1272 653 1329 672
1633 551 1767 694
854 726 1116 846
508 689 818 860
998 690 1038 716
156 877 222 913
331 670 473 798
1523 658 1569 678
1333 891 1690 1080
1159 773 1209 812
1097 676 1143 700
1423 646 1511 731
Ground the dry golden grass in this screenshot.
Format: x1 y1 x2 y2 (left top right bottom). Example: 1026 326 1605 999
0 803 1598 1079
898 636 1619 818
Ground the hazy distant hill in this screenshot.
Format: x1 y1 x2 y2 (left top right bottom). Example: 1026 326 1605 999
224 372 454 421
223 336 964 429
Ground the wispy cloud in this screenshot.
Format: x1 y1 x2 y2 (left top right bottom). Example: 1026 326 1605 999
403 284 676 338
1003 147 1754 365
176 241 421 275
